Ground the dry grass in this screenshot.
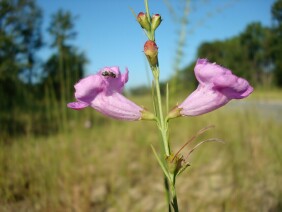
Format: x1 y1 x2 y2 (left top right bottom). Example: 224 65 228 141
0 93 282 211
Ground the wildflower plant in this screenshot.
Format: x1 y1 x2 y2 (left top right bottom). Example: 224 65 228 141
68 1 253 211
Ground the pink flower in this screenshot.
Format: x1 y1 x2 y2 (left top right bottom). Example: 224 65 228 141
169 59 253 117
68 67 153 121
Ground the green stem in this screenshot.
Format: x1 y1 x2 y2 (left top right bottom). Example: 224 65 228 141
153 67 179 211
164 177 172 212
143 1 178 210
153 67 170 156
144 0 155 41
144 0 150 22
171 187 179 212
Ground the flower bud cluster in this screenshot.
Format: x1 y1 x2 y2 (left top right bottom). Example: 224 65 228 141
137 12 161 68
137 12 162 33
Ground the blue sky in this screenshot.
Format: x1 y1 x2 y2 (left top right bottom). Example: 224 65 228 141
37 0 276 88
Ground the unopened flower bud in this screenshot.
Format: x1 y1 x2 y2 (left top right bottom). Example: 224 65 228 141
137 12 150 31
144 40 158 67
151 14 162 31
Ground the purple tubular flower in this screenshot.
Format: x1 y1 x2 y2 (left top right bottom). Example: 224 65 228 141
177 59 253 116
67 66 145 121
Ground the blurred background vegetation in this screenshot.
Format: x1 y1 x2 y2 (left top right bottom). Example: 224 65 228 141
0 0 282 211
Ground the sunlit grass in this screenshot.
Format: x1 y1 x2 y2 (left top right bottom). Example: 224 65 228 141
0 92 282 211
248 88 282 100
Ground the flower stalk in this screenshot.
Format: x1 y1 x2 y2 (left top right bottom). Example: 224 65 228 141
153 67 170 156
141 1 179 210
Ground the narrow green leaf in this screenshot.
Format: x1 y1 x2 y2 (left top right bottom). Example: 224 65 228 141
151 145 171 182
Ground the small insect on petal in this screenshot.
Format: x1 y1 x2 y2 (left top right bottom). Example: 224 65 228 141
109 72 116 78
101 70 116 78
102 71 110 76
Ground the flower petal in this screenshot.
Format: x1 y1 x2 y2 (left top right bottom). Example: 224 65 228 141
67 101 89 110
121 67 129 85
74 74 104 103
215 76 254 99
98 66 127 93
195 59 232 85
177 58 253 116
91 91 142 120
179 85 229 116
68 67 144 121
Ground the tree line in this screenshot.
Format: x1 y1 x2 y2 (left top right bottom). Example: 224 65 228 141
0 0 87 139
176 0 282 91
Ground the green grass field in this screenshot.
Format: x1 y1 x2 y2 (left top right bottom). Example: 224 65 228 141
1 90 282 211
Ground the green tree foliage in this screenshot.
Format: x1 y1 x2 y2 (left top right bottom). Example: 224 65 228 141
178 0 282 88
0 4 87 138
240 23 273 86
0 0 43 137
180 22 278 88
40 9 87 132
0 0 42 84
271 0 282 86
44 9 86 101
42 47 87 100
